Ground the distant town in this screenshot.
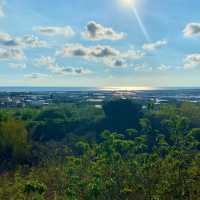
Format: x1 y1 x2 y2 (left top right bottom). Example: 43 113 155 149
1 88 200 108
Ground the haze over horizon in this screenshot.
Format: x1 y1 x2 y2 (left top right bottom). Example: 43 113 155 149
0 0 200 87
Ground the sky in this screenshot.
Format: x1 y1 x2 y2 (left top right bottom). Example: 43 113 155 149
0 0 200 87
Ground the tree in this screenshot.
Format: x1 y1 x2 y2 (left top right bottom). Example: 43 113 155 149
32 119 67 141
189 128 200 142
0 119 30 166
103 99 143 132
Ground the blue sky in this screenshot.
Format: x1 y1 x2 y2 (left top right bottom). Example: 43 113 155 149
0 0 200 87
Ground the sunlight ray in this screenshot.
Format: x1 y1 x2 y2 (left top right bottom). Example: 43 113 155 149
131 7 151 42
120 0 151 42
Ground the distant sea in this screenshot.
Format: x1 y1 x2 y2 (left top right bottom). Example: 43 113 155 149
0 87 100 93
0 86 200 93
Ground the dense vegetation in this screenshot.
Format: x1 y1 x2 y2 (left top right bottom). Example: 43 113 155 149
1 99 200 199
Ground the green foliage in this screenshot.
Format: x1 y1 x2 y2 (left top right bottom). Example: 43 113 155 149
190 128 200 141
1 101 200 199
0 118 30 167
24 180 47 195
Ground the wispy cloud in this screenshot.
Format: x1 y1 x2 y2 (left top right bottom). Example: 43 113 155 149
24 73 50 79
20 35 47 48
121 50 145 60
157 64 171 71
33 26 75 37
34 56 55 68
9 63 26 69
54 67 92 75
133 64 153 72
143 39 167 51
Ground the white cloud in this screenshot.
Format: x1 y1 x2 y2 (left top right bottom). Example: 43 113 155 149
59 43 144 60
59 43 119 59
24 73 50 79
0 48 25 60
0 33 47 61
73 67 92 75
33 26 75 37
143 39 167 51
0 32 47 49
34 55 91 76
0 33 26 60
0 32 12 42
0 32 20 47
104 58 128 68
104 50 145 68
59 43 145 69
90 45 119 58
158 64 171 71
82 21 125 41
184 54 200 69
34 56 55 68
54 67 92 75
133 64 153 72
121 50 145 60
20 35 47 48
9 63 26 69
183 23 200 37
34 56 60 73
60 43 89 57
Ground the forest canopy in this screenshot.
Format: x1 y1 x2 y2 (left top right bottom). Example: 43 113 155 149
1 100 200 199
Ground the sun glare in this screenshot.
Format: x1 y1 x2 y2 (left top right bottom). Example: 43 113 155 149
121 0 135 8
